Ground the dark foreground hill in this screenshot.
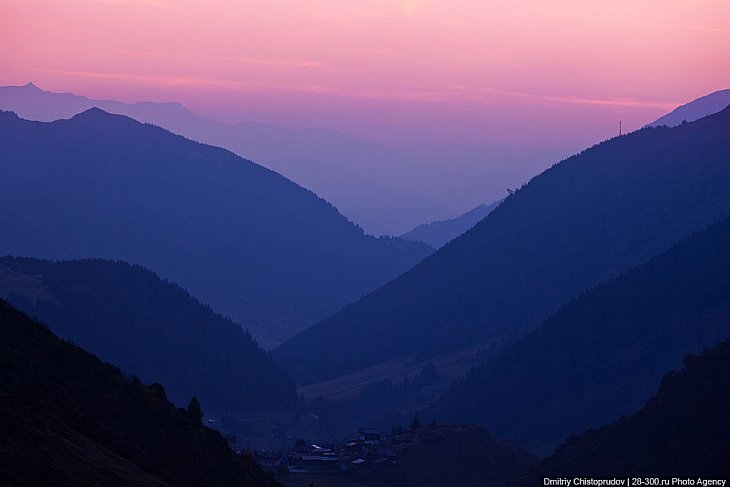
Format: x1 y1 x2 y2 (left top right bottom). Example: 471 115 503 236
511 340 730 481
400 200 501 249
276 105 730 386
0 257 295 411
427 216 730 454
0 109 431 347
0 300 279 487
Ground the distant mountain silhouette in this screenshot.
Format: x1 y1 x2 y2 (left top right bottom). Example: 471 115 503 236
511 340 730 481
275 106 730 386
0 109 432 347
0 299 279 487
0 257 295 412
427 216 730 454
400 200 501 248
649 88 730 127
0 82 453 234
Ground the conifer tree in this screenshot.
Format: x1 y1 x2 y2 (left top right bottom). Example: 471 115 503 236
187 395 203 422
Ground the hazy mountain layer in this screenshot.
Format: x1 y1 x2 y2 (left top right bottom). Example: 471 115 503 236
0 82 458 235
276 106 730 385
400 200 501 249
0 109 432 347
0 257 295 412
649 88 730 127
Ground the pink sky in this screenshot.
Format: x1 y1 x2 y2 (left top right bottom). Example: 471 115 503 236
3 1 728 141
1 0 729 226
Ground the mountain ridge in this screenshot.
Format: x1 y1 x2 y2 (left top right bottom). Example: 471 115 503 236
400 200 502 248
426 214 730 454
649 88 730 127
0 256 296 412
0 299 280 487
511 339 730 481
275 105 730 385
0 108 432 347
0 83 457 234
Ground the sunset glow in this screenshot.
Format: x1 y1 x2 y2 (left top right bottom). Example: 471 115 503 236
2 0 728 227
3 1 727 134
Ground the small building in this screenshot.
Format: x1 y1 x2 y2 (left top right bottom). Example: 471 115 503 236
356 427 380 445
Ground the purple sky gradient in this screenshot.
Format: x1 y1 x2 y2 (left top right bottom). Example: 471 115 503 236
2 0 728 232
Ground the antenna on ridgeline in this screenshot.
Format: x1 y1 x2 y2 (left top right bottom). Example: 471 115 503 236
619 121 622 136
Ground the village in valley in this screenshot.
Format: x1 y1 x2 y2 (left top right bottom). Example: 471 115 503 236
224 420 422 484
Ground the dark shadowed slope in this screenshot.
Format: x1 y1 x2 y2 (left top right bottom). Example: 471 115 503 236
649 88 730 127
0 109 431 347
511 340 730 482
0 82 450 235
0 300 280 487
387 424 537 487
386 424 537 487
400 200 501 249
275 106 730 386
427 216 730 454
0 257 295 412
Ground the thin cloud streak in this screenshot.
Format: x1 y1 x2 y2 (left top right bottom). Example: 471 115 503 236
29 67 339 94
655 23 730 33
223 57 323 68
112 50 323 68
446 84 680 110
538 94 678 110
30 67 679 110
97 0 179 10
31 68 245 89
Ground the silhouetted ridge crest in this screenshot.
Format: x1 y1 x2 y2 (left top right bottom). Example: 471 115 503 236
68 106 142 125
649 88 730 127
0 110 20 120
